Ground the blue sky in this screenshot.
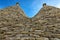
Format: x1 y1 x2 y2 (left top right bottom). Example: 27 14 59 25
0 0 60 18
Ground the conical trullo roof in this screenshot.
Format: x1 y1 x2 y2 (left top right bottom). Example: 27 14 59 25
1 3 60 40
0 2 30 27
32 3 60 21
0 2 27 18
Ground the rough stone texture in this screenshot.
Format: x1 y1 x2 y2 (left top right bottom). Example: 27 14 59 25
0 3 60 40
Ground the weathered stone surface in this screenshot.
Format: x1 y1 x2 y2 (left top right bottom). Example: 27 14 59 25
0 3 60 40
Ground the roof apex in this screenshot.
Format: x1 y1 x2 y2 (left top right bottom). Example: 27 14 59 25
43 3 46 6
16 2 19 6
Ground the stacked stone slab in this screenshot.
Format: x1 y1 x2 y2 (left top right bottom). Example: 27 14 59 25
0 3 60 40
32 3 60 40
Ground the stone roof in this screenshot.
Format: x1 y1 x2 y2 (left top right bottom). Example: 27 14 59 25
32 3 60 21
0 3 60 40
0 3 60 19
0 2 27 18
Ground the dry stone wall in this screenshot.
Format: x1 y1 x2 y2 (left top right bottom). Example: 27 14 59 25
0 3 60 40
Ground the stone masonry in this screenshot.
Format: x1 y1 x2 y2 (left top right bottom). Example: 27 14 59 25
0 2 60 40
